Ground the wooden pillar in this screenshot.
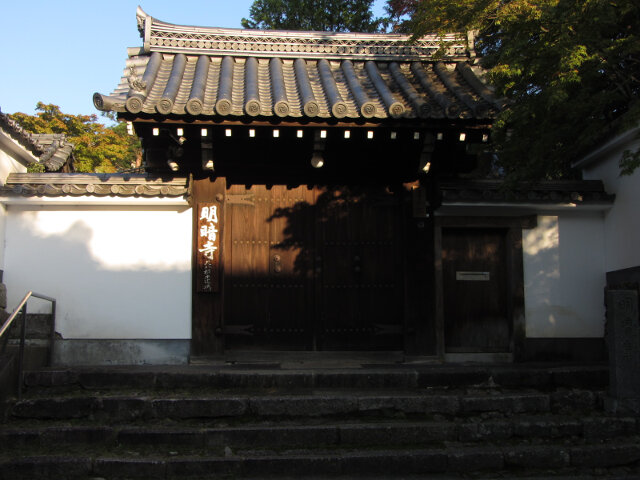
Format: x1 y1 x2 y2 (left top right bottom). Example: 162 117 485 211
403 184 437 356
191 176 226 358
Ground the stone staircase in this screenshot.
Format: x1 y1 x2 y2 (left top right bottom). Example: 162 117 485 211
1 363 639 479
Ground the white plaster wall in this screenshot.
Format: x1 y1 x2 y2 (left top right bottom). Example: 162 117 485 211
4 204 192 339
523 214 606 337
0 150 27 271
582 140 640 272
0 149 27 186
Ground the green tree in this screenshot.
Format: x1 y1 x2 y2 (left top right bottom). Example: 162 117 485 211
242 0 383 32
9 102 141 173
387 0 640 180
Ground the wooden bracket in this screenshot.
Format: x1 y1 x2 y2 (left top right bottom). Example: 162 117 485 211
201 138 214 171
418 133 436 173
311 129 327 168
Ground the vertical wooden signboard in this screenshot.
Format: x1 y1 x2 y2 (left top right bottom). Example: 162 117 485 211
192 177 226 357
196 203 221 292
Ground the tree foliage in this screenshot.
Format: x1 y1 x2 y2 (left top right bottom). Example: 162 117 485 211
242 0 383 32
387 0 640 180
9 102 141 173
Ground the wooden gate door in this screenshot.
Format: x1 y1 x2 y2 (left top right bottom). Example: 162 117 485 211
442 228 510 352
224 184 315 350
223 184 404 351
316 186 404 351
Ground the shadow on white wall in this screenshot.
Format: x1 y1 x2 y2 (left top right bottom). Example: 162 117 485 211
523 215 605 338
4 206 192 340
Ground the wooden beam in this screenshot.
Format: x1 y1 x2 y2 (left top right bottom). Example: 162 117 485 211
123 115 494 130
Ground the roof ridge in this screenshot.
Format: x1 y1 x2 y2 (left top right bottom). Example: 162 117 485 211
135 6 470 62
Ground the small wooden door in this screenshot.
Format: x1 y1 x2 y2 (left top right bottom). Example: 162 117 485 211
442 228 510 352
223 184 403 351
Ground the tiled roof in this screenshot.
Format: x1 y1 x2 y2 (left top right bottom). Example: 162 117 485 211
2 173 188 197
0 108 42 157
93 7 502 122
1 175 612 205
439 179 615 205
31 134 74 171
0 110 74 171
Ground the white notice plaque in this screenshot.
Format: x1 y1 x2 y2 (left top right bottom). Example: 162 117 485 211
456 271 490 281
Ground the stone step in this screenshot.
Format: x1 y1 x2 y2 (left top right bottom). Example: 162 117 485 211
1 364 630 479
9 390 600 421
21 364 609 392
1 416 638 451
1 441 640 479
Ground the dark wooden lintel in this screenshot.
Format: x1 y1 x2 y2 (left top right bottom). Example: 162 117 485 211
123 115 493 131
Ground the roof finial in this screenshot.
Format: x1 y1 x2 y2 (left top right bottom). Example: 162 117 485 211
136 6 148 36
137 6 152 53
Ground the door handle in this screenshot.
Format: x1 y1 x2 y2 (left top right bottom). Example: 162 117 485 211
353 255 362 273
273 254 282 273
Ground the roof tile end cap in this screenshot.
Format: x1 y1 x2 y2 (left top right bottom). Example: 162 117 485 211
93 93 125 113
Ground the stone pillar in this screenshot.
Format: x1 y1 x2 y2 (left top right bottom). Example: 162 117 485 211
605 289 640 413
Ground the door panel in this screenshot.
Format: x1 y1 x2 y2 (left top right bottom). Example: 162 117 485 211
442 228 510 352
317 186 403 351
224 185 314 350
266 186 316 348
224 184 404 351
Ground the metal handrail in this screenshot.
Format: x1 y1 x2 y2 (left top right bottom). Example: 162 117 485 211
0 291 56 400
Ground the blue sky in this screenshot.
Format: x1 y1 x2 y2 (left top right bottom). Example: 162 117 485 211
0 0 388 118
